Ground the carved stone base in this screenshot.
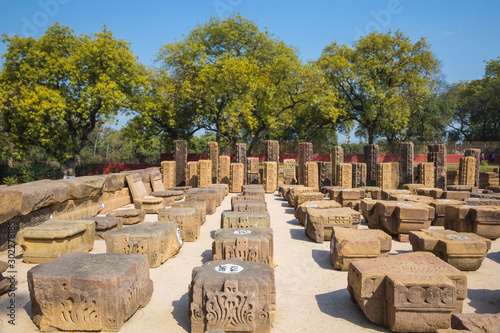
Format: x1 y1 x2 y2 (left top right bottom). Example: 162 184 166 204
185 194 217 215
305 208 361 243
171 201 206 225
294 192 324 209
232 200 267 212
295 200 342 225
370 201 434 236
106 209 146 225
82 216 123 240
231 194 266 206
105 221 182 268
189 260 275 333
221 212 271 229
28 252 153 332
158 208 199 242
133 196 165 214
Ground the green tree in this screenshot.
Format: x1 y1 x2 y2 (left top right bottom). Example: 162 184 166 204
318 30 441 144
0 23 146 173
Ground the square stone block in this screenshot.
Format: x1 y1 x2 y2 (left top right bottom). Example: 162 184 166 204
295 200 342 225
232 200 267 212
171 201 206 225
348 252 467 332
186 194 217 215
158 208 199 242
231 195 265 207
305 207 361 243
212 228 273 266
429 199 465 226
221 211 271 229
106 209 146 225
287 187 319 207
207 183 229 196
417 187 443 198
17 219 95 263
28 252 153 332
445 205 500 239
279 184 303 198
200 186 225 205
189 260 275 333
409 229 491 271
188 188 222 206
330 227 391 271
370 201 434 236
82 216 123 240
330 188 365 207
360 198 382 222
294 192 324 209
105 221 182 267
441 191 470 200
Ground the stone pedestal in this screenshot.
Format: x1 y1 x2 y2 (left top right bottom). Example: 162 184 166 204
429 199 465 226
399 142 414 186
418 162 435 188
369 201 434 236
445 205 500 239
218 155 231 185
189 260 275 333
331 227 391 271
82 216 123 240
172 201 206 225
263 161 278 193
459 156 476 186
230 163 245 193
464 148 481 188
305 207 361 243
428 143 447 190
295 200 342 225
212 228 273 266
28 252 153 332
337 163 352 188
283 159 296 185
159 207 199 242
174 140 188 186
187 161 199 188
186 194 217 215
17 220 95 263
298 142 313 185
352 163 367 188
232 200 267 212
348 252 467 332
364 144 379 186
294 192 324 209
107 209 146 225
161 160 176 190
409 229 491 271
207 142 219 184
236 143 247 185
198 160 212 187
331 146 344 187
221 211 271 229
105 221 182 267
304 161 319 189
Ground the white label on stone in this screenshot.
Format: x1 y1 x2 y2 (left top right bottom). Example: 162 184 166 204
215 264 243 274
398 190 406 192
437 199 450 202
467 198 480 200
400 195 410 197
234 230 252 235
49 213 54 220
397 202 412 206
306 204 318 208
447 234 469 240
145 196 155 199
100 202 105 210
324 197 329 200
102 179 106 190
176 227 183 245
463 205 476 208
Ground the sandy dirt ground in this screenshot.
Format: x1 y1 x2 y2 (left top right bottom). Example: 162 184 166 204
0 192 499 333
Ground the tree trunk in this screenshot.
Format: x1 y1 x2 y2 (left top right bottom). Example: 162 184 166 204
63 158 78 176
247 127 265 155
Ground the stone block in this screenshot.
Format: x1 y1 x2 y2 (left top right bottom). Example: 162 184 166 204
304 161 319 189
27 252 153 331
174 140 187 186
418 187 443 198
381 189 411 200
149 170 165 192
218 155 231 185
445 205 500 239
186 194 217 215
442 191 470 200
82 216 123 240
189 260 275 333
305 207 361 243
247 157 259 174
352 163 367 188
447 185 478 192
187 161 199 188
59 176 105 199
169 186 192 192
0 261 10 295
7 180 70 216
463 197 500 206
391 162 400 189
364 144 379 186
430 199 466 226
161 160 176 190
105 221 182 267
220 211 271 229
207 142 219 184
428 144 447 189
231 195 266 207
330 188 365 208
150 189 184 205
348 252 467 332
283 159 296 183
295 200 342 225
98 187 132 214
198 160 212 187
330 227 391 271
362 186 382 200
232 200 267 212
207 183 229 196
247 173 260 184
447 170 459 186
172 201 206 225
102 173 127 192
480 172 499 188
399 142 414 186
212 228 273 266
159 207 199 242
459 156 476 186
464 148 481 188
294 192 324 209
236 143 247 185
279 184 303 199
443 313 500 333
230 163 245 193
331 146 344 186
402 183 425 194
243 187 265 196
106 209 146 225
263 161 278 193
337 163 352 188
192 187 223 206
317 161 333 188
370 201 434 236
288 186 319 207
48 196 101 220
409 229 491 271
360 198 382 222
418 162 435 188
126 173 165 213
16 219 95 263
298 142 313 185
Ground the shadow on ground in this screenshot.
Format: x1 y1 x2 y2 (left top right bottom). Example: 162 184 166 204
312 249 333 270
171 292 190 332
467 288 500 314
201 249 211 264
289 228 315 242
283 208 295 215
315 290 388 332
487 250 500 264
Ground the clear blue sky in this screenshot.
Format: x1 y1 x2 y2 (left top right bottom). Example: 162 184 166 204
1 0 499 141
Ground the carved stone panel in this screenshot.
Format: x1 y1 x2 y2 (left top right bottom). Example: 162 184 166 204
398 142 414 186
459 156 476 186
161 161 176 189
158 207 199 242
198 160 212 187
418 162 435 188
305 161 319 189
337 163 352 188
298 142 313 185
174 140 188 186
352 163 367 188
207 142 219 184
331 146 344 187
220 211 271 229
464 148 481 188
428 144 447 189
230 163 245 193
236 143 247 185
218 156 231 185
364 144 379 186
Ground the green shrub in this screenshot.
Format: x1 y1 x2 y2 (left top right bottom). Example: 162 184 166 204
3 175 18 186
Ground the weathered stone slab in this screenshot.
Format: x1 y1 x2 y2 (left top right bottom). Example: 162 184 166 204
295 200 342 225
28 252 153 332
236 143 247 185
459 156 476 186
409 229 491 271
102 173 127 192
59 175 105 199
464 148 481 188
331 227 391 271
294 192 324 209
126 173 165 213
161 160 176 190
445 205 500 239
218 155 230 185
174 140 187 186
263 161 278 193
172 201 206 225
441 191 470 200
16 219 95 263
98 187 132 214
352 163 367 188
212 228 273 266
283 159 296 184
158 207 199 242
331 146 344 187
440 313 500 333
232 200 267 212
46 195 100 221
187 161 199 188
364 144 379 186
463 197 500 206
428 143 447 189
82 216 122 240
305 207 361 243
7 180 70 216
220 211 271 229
207 142 219 184
447 185 478 192
198 160 212 187
348 252 467 332
337 163 352 188
418 162 435 188
107 208 146 225
189 260 275 333
298 142 313 185
230 163 244 193
399 142 414 185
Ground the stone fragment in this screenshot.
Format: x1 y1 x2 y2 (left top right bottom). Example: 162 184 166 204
445 205 500 239
231 195 266 207
189 187 223 206
463 197 500 206
459 156 476 186
218 155 231 185
187 161 199 188
369 201 434 236
198 160 212 187
337 163 353 188
186 194 217 215
265 140 279 184
430 199 466 226
331 146 344 187
150 170 184 203
28 252 153 331
230 163 245 193
232 200 267 212
352 163 367 188
212 228 273 266
464 148 481 188
295 200 342 225
443 313 500 333
294 192 324 209
161 160 176 190
330 188 365 208
82 216 123 240
236 143 247 185
16 219 95 263
364 144 379 186
158 207 199 242
360 198 381 222
298 142 313 185
479 172 499 188
207 142 219 184
391 162 400 189
305 207 361 243
206 183 229 196
409 229 491 271
283 159 296 184
98 187 132 214
362 186 382 200
189 260 275 333
48 196 101 220
102 173 127 192
447 185 478 192
247 157 260 174
7 180 70 216
174 140 188 186
0 260 10 294
418 162 435 188
331 227 391 271
279 184 303 199
447 170 459 187
220 211 271 229
403 183 425 194
428 143 447 189
125 173 165 213
106 208 146 225
172 201 206 225
441 191 470 200
418 187 443 198
348 252 467 332
288 186 319 207
263 161 278 193
59 175 105 200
